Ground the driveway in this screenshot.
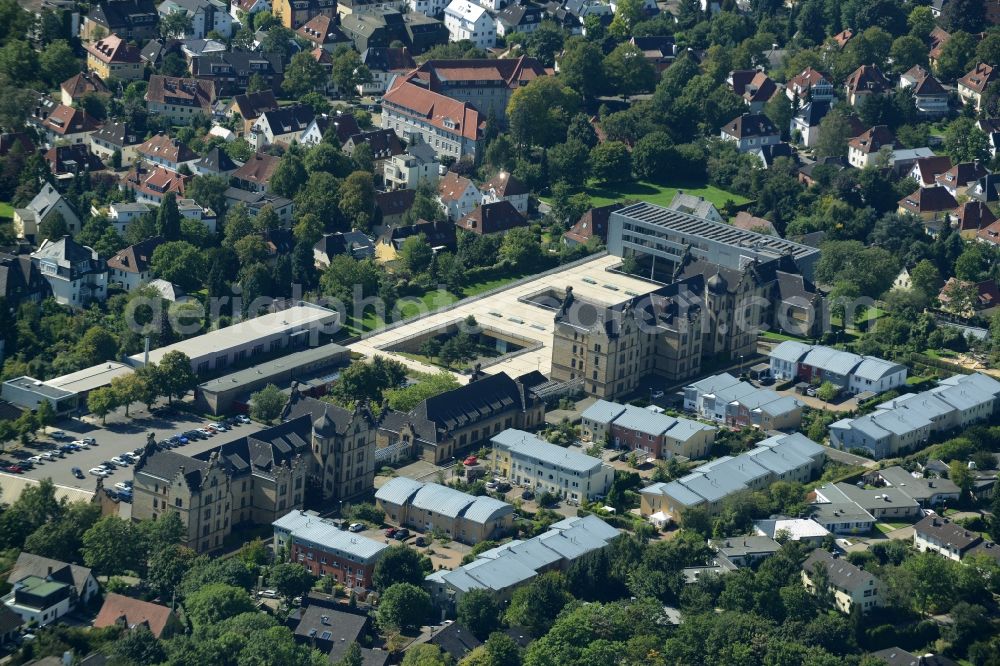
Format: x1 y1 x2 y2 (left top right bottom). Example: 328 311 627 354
0 410 261 502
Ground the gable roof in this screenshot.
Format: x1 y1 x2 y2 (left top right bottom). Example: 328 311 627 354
145 75 215 109
383 79 482 142
344 129 404 158
61 72 110 101
936 161 989 189
898 186 958 214
94 592 176 637
296 14 348 47
361 47 416 72
86 33 141 64
849 125 894 154
232 152 280 186
958 63 998 95
457 200 526 234
721 113 777 139
802 548 878 592
845 64 889 95
231 90 280 120
563 203 625 244
8 552 93 598
956 201 997 232
787 67 829 93
258 105 315 138
44 144 104 175
438 171 475 203
41 105 102 137
194 146 239 173
483 171 527 198
136 133 198 164
107 237 164 274
414 372 535 434
910 156 952 186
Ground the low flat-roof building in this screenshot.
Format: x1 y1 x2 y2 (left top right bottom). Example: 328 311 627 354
273 510 388 590
375 477 515 545
425 514 618 609
491 429 614 503
194 343 349 414
129 303 338 375
1 361 134 415
814 482 921 521
754 517 830 545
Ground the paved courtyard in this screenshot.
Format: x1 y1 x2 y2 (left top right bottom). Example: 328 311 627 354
349 254 660 380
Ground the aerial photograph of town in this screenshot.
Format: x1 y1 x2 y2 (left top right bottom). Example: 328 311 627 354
1 0 1000 663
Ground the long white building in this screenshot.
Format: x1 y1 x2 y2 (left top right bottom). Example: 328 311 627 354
491 429 614 502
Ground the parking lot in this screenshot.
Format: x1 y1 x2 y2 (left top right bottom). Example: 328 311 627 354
0 409 262 501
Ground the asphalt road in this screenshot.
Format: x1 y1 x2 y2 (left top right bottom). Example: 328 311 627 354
0 410 262 498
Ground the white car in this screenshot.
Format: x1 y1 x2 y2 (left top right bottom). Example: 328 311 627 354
237 415 251 424
258 589 278 599
114 482 131 492
211 423 229 432
89 467 110 477
349 523 365 532
71 440 90 448
41 452 57 461
110 456 129 466
197 428 214 437
28 456 44 464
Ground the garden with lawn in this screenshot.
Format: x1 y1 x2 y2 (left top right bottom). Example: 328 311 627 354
542 178 750 209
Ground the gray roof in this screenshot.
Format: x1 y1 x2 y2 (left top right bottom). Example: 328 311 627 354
818 482 920 513
273 510 388 563
462 495 514 524
492 429 603 474
930 383 994 412
374 476 425 505
580 399 628 425
613 405 678 436
412 483 479 519
376 477 513 524
197 343 347 394
877 466 960 501
852 356 905 382
667 192 719 220
8 552 94 598
686 372 741 394
801 346 862 376
710 535 781 558
809 501 875 525
803 549 879 592
769 340 812 364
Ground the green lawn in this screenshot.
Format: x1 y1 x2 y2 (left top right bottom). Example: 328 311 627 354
541 179 750 209
0 202 13 220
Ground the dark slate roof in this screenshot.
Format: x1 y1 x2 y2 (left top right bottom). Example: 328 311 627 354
376 189 416 217
8 552 93 598
802 549 877 592
360 46 416 72
194 146 239 173
426 622 482 661
386 219 456 250
870 647 959 666
315 231 376 259
755 142 794 168
794 100 830 127
721 113 778 139
90 0 157 30
135 448 211 489
0 253 49 303
281 390 375 435
192 52 285 78
456 200 526 235
344 129 404 158
413 371 535 432
232 90 280 119
0 604 21 634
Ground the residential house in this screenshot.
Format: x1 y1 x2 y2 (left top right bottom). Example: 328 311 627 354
358 47 415 96
402 12 450 54
683 372 803 431
848 125 894 169
936 161 989 198
136 133 200 172
192 146 240 178
844 64 889 107
377 219 456 261
381 79 484 161
191 52 284 97
710 536 782 568
232 152 280 193
928 25 951 72
607 404 717 460
0 253 51 309
939 278 1000 318
44 144 104 180
376 478 515 545
314 231 376 267
89 121 142 167
157 0 233 39
579 399 628 443
300 110 361 147
0 606 20 647
230 0 271 22
339 9 410 53
229 90 280 134
719 113 779 153
272 0 337 29
3 553 98 627
224 187 293 224
738 71 778 113
85 34 143 81
899 65 949 116
492 429 614 502
438 171 480 220
250 105 314 150
295 14 349 52
289 606 382 665
768 341 907 395
640 433 825 524
808 500 876 535
94 593 182 638
443 0 496 48
177 198 218 233
375 189 415 226
871 648 961 666
497 2 543 36
384 142 440 191
970 172 1000 204
60 72 110 107
481 171 529 213
30 236 108 306
869 466 960 507
107 237 164 292
562 203 625 247
958 63 998 111
754 517 829 545
898 185 958 222
785 67 833 105
457 200 526 235
955 201 998 239
732 211 777 235
107 202 153 235
666 192 724 223
34 105 102 149
83 0 159 41
629 35 676 72
829 373 1000 458
273 510 387 588
909 155 952 187
913 515 1000 561
123 164 190 205
342 129 405 173
146 76 216 124
801 549 882 614
13 183 82 239
790 100 830 148
977 215 1000 247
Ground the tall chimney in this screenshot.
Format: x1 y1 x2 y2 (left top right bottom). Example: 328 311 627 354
144 336 150 365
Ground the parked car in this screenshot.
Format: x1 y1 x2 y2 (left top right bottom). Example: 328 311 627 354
41 452 57 461
521 490 534 500
349 522 365 533
497 482 511 492
71 440 90 448
80 437 96 445
50 431 68 440
89 467 109 477
72 467 84 479
236 415 251 424
258 589 278 599
197 428 214 437
211 423 228 432
117 492 132 504
384 527 397 537
100 460 116 469
29 456 44 465
110 456 128 466
4 465 24 473
392 528 410 540
414 536 427 547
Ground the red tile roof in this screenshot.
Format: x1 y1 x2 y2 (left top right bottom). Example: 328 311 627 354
845 65 889 96
94 592 177 638
383 79 482 141
86 34 141 64
124 164 189 198
457 201 526 235
60 72 110 101
956 201 998 232
145 75 215 110
405 56 548 91
849 125 894 154
959 63 998 95
136 133 198 164
787 67 829 93
562 203 624 244
438 171 474 203
41 105 102 136
483 171 527 198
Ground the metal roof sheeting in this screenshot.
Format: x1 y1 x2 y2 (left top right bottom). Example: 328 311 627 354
580 399 628 424
375 476 425 505
492 429 603 474
273 510 388 563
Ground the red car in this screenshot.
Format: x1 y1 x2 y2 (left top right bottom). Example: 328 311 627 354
384 527 397 537
464 456 478 466
5 465 24 473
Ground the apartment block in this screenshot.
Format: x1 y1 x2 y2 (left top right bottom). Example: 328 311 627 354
491 429 614 502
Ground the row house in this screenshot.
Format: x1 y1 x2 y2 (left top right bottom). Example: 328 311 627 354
192 52 285 96
273 510 386 589
123 163 190 205
145 75 217 124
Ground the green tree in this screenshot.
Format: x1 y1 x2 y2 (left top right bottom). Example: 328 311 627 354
331 47 371 94
111 625 166 665
499 227 541 268
402 644 449 666
186 175 229 219
935 30 977 80
548 140 591 189
270 152 308 199
39 40 79 87
284 51 326 97
151 240 205 291
184 583 256 633
384 372 460 412
268 562 315 603
377 583 432 633
38 211 68 241
249 383 286 422
153 350 197 403
76 326 119 365
339 171 375 230
889 35 927 74
457 589 502 640
943 117 989 163
507 77 581 149
557 40 606 100
110 372 147 417
589 141 631 184
335 643 364 666
23 502 101 563
504 572 572 636
87 387 118 424
372 546 431 591
816 381 839 402
604 42 656 98
940 0 986 33
0 40 39 86
147 544 198 599
909 259 942 297
160 9 194 38
815 109 853 158
82 516 143 575
399 234 434 274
